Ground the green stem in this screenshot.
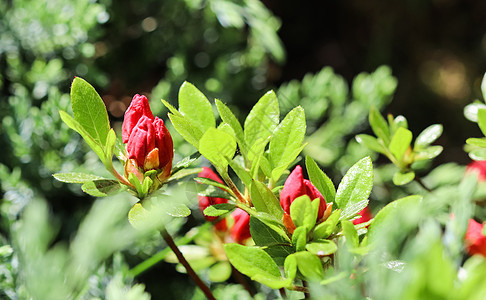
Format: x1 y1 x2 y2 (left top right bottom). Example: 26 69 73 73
129 223 210 277
160 227 216 300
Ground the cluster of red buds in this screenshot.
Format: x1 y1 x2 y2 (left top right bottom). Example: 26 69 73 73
122 94 173 187
198 167 251 244
464 160 486 257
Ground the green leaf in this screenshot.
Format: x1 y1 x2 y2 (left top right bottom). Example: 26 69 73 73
355 134 387 154
340 199 369 221
292 226 307 252
171 152 201 174
414 146 443 161
249 137 270 178
161 99 182 116
464 102 486 122
250 180 283 220
393 171 415 186
228 159 252 187
469 148 486 161
389 127 413 161
341 220 359 248
305 156 336 204
367 195 422 242
250 217 291 246
284 254 297 281
244 91 279 149
305 240 337 256
313 209 341 240
209 262 232 282
194 177 233 195
290 195 316 230
104 129 116 163
53 172 106 183
478 109 486 136
466 137 486 148
269 106 306 181
414 124 443 148
199 128 237 172
369 107 390 145
168 113 203 148
295 251 324 281
178 82 215 132
59 110 105 160
335 157 373 211
215 99 246 154
203 203 237 217
81 180 122 197
166 203 191 217
70 77 110 146
224 244 291 289
168 168 203 182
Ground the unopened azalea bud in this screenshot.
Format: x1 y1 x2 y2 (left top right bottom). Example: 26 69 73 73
122 94 173 181
231 209 251 244
464 219 486 257
352 207 373 225
466 160 486 181
280 165 326 220
198 167 228 231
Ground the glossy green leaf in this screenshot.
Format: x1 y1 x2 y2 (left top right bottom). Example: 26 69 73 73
244 90 279 149
367 195 422 242
295 251 324 281
469 148 486 161
292 226 307 252
305 240 337 256
393 171 415 186
341 220 359 248
178 82 215 132
59 110 104 160
70 77 110 146
53 172 106 183
269 106 306 181
290 195 316 230
171 152 201 174
464 102 486 122
284 254 297 282
209 261 232 282
215 99 246 154
389 127 412 161
313 209 341 239
194 177 233 195
335 156 373 211
250 180 283 220
414 146 443 161
81 180 122 197
168 167 203 182
224 244 291 289
250 217 291 246
414 124 443 148
168 113 203 148
228 159 252 187
248 137 270 178
104 129 116 162
166 203 191 217
199 128 237 172
355 134 387 154
203 203 237 217
466 137 486 148
478 109 486 136
340 199 369 221
369 107 390 144
306 156 336 204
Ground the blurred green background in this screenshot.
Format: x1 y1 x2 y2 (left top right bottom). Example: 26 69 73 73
1 0 486 298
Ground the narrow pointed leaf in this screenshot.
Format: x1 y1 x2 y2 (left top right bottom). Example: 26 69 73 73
250 180 284 220
335 157 373 211
306 156 336 204
389 127 412 161
369 107 390 144
244 90 279 149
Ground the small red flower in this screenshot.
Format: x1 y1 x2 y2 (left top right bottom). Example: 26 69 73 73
464 219 486 257
280 165 326 220
122 94 173 180
231 208 251 244
352 207 373 225
198 167 228 231
466 160 486 181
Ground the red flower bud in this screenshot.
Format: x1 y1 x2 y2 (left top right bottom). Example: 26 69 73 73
231 208 251 244
466 160 486 181
465 219 486 257
123 95 173 180
352 207 373 225
198 167 228 231
280 165 326 220
122 94 154 143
